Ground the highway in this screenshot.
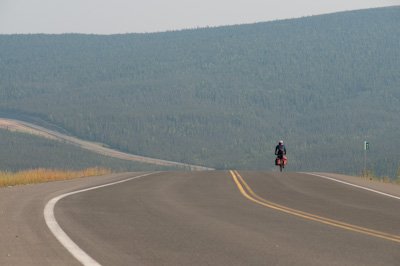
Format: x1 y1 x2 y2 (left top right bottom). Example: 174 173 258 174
0 118 214 171
1 171 399 265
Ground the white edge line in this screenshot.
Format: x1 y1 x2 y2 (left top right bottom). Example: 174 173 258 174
304 172 400 201
44 172 156 266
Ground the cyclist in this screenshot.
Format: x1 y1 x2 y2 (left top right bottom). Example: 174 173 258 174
275 140 286 167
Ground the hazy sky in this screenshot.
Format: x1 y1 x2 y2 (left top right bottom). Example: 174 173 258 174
0 0 399 34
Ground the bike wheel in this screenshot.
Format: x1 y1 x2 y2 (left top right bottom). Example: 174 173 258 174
280 164 283 172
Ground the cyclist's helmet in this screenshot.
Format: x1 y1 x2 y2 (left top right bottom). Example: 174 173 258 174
279 140 283 144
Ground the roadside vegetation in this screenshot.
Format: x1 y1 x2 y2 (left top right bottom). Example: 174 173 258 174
0 167 111 187
0 127 181 187
360 166 400 185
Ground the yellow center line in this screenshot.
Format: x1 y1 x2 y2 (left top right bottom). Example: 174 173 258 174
230 170 400 243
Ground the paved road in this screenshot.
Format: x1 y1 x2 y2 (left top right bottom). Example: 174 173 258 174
1 171 400 265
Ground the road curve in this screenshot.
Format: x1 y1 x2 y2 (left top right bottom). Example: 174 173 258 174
1 171 400 265
0 172 148 266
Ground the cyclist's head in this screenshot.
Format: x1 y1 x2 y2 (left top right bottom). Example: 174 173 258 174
279 140 283 145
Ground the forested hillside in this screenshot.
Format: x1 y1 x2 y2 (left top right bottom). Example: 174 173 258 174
0 6 399 178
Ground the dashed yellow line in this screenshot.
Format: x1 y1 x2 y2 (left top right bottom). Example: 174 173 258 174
230 170 400 243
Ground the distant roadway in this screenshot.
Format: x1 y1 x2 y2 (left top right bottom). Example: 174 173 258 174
1 171 399 265
0 118 213 171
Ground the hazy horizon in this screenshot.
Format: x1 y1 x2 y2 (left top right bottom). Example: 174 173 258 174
1 0 399 34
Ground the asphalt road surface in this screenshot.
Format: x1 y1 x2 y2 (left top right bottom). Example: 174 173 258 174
1 171 400 265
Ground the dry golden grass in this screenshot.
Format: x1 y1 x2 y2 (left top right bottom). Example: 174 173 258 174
0 167 111 187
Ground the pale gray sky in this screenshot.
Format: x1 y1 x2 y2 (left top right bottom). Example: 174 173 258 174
0 0 399 34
